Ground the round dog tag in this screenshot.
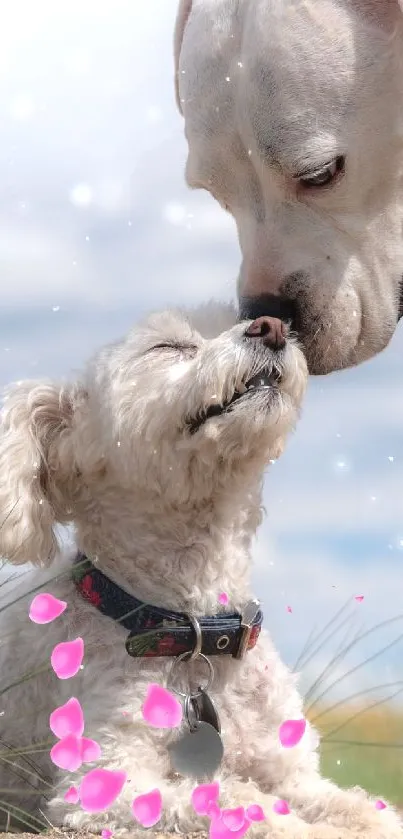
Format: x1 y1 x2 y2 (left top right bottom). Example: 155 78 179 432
168 721 224 779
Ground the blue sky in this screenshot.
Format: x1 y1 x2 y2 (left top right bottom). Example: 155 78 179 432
1 0 403 718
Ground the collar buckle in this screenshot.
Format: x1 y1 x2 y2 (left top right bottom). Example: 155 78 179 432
234 599 261 660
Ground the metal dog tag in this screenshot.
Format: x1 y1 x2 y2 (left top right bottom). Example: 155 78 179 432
194 688 221 733
168 693 223 779
168 720 223 779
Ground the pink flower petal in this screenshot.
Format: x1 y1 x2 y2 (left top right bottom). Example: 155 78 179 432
50 734 82 771
81 737 102 763
49 697 84 739
29 593 67 624
191 782 220 816
141 683 183 729
51 637 84 679
375 800 387 810
80 768 127 813
207 803 221 819
222 807 246 831
279 718 306 748
131 789 162 828
101 830 113 839
209 819 229 839
355 595 364 603
209 810 250 839
286 606 293 614
64 786 80 804
246 805 265 822
218 592 229 606
273 799 290 816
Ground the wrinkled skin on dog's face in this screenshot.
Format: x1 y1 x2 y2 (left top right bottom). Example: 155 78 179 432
85 305 307 497
175 0 403 374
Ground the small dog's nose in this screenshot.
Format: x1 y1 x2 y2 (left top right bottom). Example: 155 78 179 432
244 316 287 350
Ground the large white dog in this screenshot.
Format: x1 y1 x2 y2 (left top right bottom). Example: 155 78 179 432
174 0 403 374
0 305 401 838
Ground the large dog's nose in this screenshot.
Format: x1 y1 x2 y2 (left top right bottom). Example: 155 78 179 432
244 316 286 350
239 294 296 328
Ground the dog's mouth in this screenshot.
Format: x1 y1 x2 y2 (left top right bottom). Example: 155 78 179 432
188 368 282 434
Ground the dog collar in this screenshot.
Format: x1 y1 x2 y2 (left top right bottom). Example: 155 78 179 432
72 553 263 659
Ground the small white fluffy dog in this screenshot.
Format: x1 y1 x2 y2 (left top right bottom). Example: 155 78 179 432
0 304 401 838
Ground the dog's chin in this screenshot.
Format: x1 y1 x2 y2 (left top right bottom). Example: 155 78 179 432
192 385 295 471
187 368 282 436
299 317 395 375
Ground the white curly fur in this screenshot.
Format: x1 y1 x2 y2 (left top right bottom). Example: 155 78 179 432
0 302 401 839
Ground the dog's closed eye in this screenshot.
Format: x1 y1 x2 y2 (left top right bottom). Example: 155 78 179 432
146 342 198 356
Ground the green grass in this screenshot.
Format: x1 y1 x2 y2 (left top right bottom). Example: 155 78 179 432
310 705 403 806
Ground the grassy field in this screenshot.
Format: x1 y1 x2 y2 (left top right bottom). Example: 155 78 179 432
310 704 403 807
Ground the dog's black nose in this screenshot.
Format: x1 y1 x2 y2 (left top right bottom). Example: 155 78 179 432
244 316 286 350
239 294 296 327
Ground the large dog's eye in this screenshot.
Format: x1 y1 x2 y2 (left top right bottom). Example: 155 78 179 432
298 156 345 189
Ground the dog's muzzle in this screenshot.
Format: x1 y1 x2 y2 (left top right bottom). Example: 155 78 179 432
239 294 297 327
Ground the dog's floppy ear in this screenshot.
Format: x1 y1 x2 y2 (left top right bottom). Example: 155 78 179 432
0 380 75 567
174 0 192 114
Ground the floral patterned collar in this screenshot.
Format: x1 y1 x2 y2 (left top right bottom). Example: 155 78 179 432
72 553 263 660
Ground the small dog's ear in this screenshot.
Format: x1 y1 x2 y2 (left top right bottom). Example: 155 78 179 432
0 380 75 567
173 0 192 114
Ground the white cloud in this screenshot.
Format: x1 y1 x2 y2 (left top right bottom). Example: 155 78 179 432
69 183 93 208
10 94 36 120
262 471 403 534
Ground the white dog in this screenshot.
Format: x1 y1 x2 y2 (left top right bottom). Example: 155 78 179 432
174 0 403 374
0 304 400 838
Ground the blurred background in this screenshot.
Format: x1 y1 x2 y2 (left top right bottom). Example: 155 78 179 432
0 0 402 805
